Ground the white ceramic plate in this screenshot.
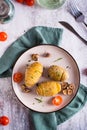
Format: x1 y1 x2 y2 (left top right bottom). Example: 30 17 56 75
12 45 80 113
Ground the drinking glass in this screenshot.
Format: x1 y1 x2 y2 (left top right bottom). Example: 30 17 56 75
0 0 15 24
37 0 66 9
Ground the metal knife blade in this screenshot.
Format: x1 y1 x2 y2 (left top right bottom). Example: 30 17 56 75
59 21 87 45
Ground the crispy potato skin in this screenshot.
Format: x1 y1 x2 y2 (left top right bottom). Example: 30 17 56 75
36 81 61 96
48 65 69 81
25 62 43 87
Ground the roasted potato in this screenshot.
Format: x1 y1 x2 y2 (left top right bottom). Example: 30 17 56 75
36 81 61 96
25 62 43 87
48 65 69 81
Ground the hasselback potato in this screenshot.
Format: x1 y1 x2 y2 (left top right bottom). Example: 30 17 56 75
36 81 61 96
48 65 69 81
25 62 43 87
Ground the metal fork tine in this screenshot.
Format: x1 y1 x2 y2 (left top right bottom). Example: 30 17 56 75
68 2 76 14
69 6 77 17
72 8 80 18
67 0 87 27
68 1 81 18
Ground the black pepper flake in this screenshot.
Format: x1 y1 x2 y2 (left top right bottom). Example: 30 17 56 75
28 60 31 62
66 66 71 69
36 83 39 86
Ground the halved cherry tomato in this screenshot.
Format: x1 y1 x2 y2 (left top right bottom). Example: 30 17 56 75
16 0 24 3
0 116 9 126
52 96 63 106
0 32 8 41
13 72 23 83
25 0 35 6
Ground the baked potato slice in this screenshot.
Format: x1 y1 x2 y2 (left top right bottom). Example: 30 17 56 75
25 62 43 87
48 65 69 81
36 81 61 96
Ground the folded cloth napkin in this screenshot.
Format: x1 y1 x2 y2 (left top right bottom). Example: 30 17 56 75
0 26 87 130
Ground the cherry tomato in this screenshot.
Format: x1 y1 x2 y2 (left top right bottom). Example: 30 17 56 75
25 0 35 6
0 32 8 41
0 116 9 126
52 96 63 106
13 72 23 83
16 0 24 3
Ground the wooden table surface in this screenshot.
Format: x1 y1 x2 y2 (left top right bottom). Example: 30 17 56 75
0 0 87 130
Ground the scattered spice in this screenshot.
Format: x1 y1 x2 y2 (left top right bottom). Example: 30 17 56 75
28 60 31 62
66 66 71 69
36 83 39 86
26 64 29 67
53 58 63 62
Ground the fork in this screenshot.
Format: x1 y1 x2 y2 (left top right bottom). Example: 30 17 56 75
67 0 87 27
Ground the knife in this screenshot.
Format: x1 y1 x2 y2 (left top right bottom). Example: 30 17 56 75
59 21 87 45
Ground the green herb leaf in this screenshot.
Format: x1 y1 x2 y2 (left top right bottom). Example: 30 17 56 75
66 66 71 69
53 58 63 62
35 98 43 103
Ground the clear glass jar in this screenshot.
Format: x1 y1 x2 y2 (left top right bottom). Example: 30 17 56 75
37 0 66 9
0 0 15 24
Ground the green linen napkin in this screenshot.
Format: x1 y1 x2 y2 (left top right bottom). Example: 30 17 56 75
0 26 87 130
